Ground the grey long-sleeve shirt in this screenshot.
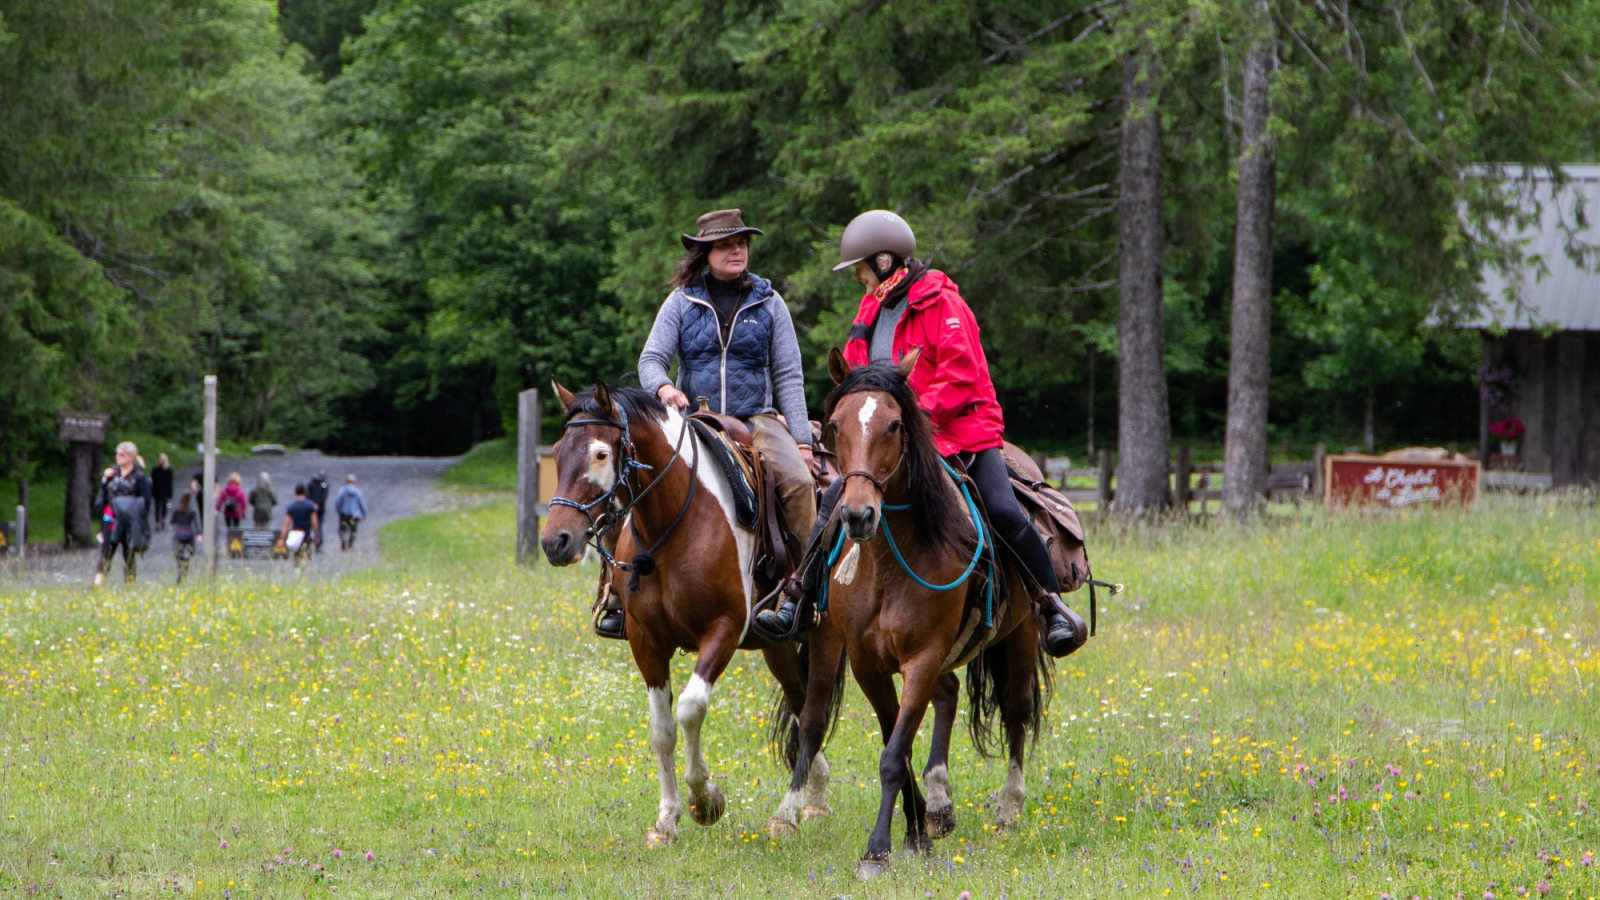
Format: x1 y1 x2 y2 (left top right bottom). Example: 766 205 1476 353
638 277 813 447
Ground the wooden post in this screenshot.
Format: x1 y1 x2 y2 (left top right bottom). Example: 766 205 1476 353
1096 448 1114 516
202 375 218 582
516 388 541 565
13 505 24 560
1311 442 1327 503
1174 444 1193 513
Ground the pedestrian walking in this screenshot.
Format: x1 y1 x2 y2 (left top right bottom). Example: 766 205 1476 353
248 472 278 528
217 472 247 529
190 474 204 512
306 472 330 552
169 490 202 584
151 453 173 531
92 441 153 587
333 474 367 551
278 484 319 570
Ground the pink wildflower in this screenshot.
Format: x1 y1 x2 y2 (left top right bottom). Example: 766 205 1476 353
218 839 228 849
331 848 343 858
365 851 375 862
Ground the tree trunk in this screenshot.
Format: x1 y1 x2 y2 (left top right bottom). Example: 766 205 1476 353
1116 52 1170 516
1364 386 1375 454
1085 346 1095 460
64 441 98 548
1222 43 1277 517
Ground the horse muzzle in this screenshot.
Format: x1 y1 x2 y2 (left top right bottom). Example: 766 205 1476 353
540 528 586 566
840 503 879 543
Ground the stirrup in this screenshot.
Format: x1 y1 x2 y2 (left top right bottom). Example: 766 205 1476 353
1036 594 1087 659
594 608 627 641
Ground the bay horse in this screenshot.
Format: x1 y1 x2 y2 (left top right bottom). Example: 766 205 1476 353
786 350 1051 877
540 381 842 848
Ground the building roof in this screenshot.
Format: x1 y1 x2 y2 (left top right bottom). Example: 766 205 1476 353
1464 164 1600 331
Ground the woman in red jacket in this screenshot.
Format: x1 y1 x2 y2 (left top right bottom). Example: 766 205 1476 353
756 211 1080 656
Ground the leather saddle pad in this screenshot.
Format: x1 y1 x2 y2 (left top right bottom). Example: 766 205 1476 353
687 416 759 530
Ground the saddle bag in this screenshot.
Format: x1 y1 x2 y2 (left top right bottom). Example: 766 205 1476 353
1000 445 1091 594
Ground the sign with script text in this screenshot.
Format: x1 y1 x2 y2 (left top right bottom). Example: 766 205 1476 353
1324 455 1480 508
57 411 110 444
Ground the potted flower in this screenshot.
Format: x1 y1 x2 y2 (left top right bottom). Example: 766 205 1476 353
1490 417 1525 456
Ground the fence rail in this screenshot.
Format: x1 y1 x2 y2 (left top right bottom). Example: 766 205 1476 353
1036 444 1322 511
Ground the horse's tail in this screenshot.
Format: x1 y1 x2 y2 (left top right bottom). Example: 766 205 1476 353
963 630 1054 759
767 638 849 772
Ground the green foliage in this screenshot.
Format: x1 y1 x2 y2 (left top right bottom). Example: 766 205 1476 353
439 438 517 492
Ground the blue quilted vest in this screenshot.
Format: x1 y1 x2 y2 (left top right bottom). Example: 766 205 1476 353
676 274 776 418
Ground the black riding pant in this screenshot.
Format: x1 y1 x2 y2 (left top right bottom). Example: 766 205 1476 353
811 446 1059 594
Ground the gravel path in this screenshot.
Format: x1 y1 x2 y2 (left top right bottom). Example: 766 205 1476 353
3 450 462 587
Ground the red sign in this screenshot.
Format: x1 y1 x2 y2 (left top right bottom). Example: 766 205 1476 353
1324 455 1480 508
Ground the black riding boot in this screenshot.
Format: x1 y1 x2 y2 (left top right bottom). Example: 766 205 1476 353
595 590 626 640
754 481 842 639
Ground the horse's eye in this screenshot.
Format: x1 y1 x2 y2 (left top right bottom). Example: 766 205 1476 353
596 450 609 461
887 419 902 434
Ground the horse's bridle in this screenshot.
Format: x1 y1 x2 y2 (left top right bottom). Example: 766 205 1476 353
548 403 695 578
837 421 909 495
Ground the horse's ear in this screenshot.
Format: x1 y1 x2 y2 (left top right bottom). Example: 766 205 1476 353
552 380 578 412
895 346 923 380
592 381 615 415
828 348 853 385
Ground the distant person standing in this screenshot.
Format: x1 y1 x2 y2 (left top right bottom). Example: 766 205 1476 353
169 490 202 584
217 472 248 529
279 484 319 569
306 471 330 552
93 441 153 587
190 474 204 512
151 454 173 531
333 474 367 551
248 472 278 528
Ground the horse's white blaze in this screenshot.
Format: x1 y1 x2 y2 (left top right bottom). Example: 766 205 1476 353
857 395 878 439
583 438 617 490
648 684 680 835
658 407 756 642
677 674 712 794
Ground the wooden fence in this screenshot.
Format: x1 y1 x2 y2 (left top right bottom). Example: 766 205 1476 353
1038 444 1322 511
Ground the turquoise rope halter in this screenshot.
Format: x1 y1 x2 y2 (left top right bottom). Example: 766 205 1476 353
816 457 997 627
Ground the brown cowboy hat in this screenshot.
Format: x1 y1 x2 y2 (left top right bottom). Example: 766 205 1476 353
681 208 764 250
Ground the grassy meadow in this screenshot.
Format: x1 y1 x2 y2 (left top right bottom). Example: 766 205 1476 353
1 494 1597 898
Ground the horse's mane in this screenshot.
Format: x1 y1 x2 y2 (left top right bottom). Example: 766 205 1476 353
824 362 972 555
563 384 667 426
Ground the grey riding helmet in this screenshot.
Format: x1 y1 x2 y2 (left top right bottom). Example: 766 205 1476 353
833 210 917 271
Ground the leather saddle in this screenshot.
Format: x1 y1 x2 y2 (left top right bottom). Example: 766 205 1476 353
687 403 799 588
1000 443 1091 594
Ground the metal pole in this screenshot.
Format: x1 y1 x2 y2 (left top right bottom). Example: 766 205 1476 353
515 388 541 565
203 375 218 582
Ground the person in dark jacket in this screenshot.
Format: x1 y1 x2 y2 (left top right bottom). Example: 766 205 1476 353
151 454 173 532
93 441 153 586
280 484 319 569
169 490 202 584
248 472 278 528
306 472 330 552
190 474 204 512
617 209 818 641
756 210 1084 657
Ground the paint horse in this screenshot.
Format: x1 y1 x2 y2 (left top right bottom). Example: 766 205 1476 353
784 350 1052 877
540 382 842 847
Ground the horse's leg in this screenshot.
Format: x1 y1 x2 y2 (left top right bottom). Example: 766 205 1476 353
922 672 960 839
680 621 739 828
992 625 1038 832
634 642 680 848
855 658 939 877
766 620 845 836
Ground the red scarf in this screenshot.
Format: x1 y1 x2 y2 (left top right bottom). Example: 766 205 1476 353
872 267 910 302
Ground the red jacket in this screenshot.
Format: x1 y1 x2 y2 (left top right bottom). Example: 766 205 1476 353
216 482 248 516
843 269 1006 456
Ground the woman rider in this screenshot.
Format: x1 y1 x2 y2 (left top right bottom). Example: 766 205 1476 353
590 209 818 640
755 210 1083 657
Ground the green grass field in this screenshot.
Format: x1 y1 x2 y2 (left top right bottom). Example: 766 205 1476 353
2 495 1597 898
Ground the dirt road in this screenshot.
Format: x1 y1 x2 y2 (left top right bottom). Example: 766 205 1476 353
4 450 462 587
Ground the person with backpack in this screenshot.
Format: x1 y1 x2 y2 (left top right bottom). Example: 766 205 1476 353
278 484 319 569
217 472 248 529
169 490 202 584
306 472 330 552
93 441 153 586
332 474 367 551
248 472 278 528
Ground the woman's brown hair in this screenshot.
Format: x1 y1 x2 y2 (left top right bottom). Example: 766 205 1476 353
175 491 194 514
669 237 752 289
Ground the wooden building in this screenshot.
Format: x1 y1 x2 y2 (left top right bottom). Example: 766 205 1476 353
1466 165 1600 487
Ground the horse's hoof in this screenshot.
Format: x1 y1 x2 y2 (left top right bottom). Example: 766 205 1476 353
925 804 956 839
855 857 891 880
689 784 725 826
902 833 933 855
801 803 832 821
644 828 676 848
766 817 798 838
